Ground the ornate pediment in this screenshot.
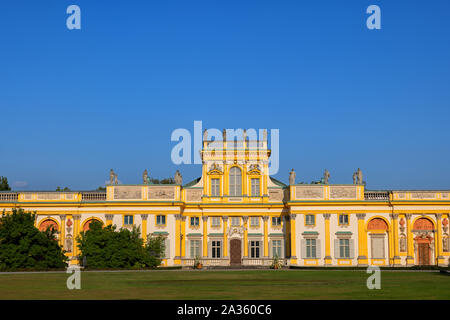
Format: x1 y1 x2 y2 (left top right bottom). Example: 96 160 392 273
207 163 223 175
247 164 261 175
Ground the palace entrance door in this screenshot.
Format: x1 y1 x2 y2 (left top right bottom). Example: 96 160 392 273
417 242 431 265
230 239 242 265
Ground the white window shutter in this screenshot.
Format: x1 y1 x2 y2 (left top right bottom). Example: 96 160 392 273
350 239 355 259
269 240 273 258
281 239 285 258
334 239 340 258
316 239 321 259
208 241 211 258
186 239 190 258
165 238 170 259
301 239 306 259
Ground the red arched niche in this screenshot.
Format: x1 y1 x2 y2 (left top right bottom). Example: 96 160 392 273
39 219 59 232
83 219 103 231
367 218 388 231
413 218 434 231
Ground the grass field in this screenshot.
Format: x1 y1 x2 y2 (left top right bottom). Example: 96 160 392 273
0 270 448 300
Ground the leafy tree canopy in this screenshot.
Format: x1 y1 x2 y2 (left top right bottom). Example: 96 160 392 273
150 178 175 184
0 208 68 271
77 221 165 269
0 176 10 191
55 186 71 191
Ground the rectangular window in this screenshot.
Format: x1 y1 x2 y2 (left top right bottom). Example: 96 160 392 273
212 240 222 258
250 240 261 258
124 215 133 225
156 215 166 226
305 215 315 226
190 217 199 227
272 217 282 226
250 217 259 227
231 217 240 226
211 178 220 197
211 217 221 227
339 239 350 258
251 178 260 196
190 240 201 258
306 239 317 258
339 214 349 225
272 240 282 258
371 237 385 259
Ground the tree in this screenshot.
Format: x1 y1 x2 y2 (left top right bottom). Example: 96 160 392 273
0 176 10 191
0 208 68 270
146 235 165 267
150 178 175 184
96 186 106 191
76 221 163 269
56 186 71 191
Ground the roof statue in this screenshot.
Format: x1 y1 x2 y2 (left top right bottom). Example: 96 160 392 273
110 169 118 185
143 169 148 184
174 170 183 185
357 168 363 184
323 169 330 184
289 169 296 185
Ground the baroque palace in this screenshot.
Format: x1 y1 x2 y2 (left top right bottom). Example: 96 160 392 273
0 135 449 268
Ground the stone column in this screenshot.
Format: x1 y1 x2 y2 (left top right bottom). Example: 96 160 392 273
202 216 208 258
290 214 297 264
223 216 229 257
405 214 415 265
59 214 66 248
180 216 186 258
323 214 332 266
357 213 368 266
174 214 182 264
243 216 249 257
435 213 445 266
73 214 81 259
390 213 401 266
141 214 149 244
263 216 269 258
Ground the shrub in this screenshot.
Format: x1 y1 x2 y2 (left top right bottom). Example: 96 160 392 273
0 208 68 271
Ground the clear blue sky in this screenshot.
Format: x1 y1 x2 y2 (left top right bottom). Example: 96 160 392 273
0 0 449 191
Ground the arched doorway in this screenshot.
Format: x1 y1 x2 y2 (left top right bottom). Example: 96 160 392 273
82 218 103 231
367 218 389 265
413 218 434 265
39 219 59 232
230 239 242 265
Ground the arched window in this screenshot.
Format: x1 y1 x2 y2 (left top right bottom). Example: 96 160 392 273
39 219 59 232
229 167 242 196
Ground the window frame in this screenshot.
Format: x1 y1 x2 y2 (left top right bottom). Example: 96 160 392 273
190 216 200 228
250 178 260 197
305 214 315 226
156 215 166 226
211 178 220 197
250 240 261 258
124 215 134 226
229 166 242 197
339 214 349 226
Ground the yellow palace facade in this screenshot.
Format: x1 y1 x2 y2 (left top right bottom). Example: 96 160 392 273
0 137 449 268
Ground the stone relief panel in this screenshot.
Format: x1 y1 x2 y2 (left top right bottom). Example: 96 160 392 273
114 186 142 200
186 189 202 202
329 186 357 199
37 193 62 200
442 193 449 199
410 192 437 200
269 189 284 202
397 193 406 199
148 186 175 200
295 186 324 200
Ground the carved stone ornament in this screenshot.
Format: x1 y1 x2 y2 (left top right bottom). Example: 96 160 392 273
228 226 245 238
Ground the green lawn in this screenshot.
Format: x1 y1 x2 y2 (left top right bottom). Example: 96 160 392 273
0 270 448 300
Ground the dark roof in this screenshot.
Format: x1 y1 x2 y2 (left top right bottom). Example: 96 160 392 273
183 177 201 188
